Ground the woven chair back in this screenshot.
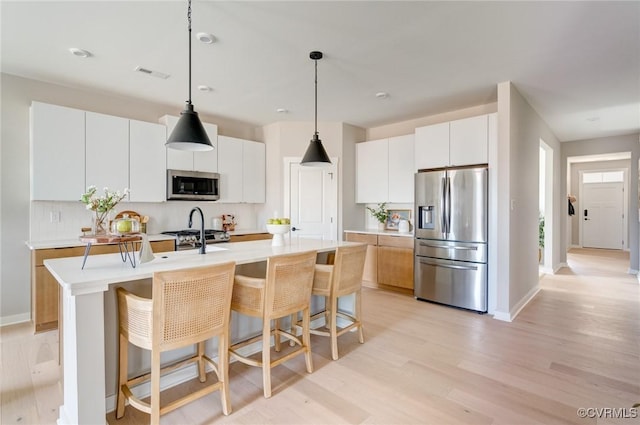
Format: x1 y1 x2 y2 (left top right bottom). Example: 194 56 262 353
264 250 317 317
332 244 367 297
153 262 236 352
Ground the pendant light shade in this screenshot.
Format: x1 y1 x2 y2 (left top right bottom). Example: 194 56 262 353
166 0 213 151
301 51 331 167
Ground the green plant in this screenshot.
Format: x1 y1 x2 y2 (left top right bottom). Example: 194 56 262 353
539 214 545 248
367 202 389 224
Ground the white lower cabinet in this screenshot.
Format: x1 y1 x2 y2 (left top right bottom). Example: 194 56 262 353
217 136 265 203
30 102 85 201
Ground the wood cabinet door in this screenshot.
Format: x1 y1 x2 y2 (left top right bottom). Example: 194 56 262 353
356 139 389 203
449 115 488 166
30 102 85 201
345 233 378 283
377 246 414 289
34 266 59 332
415 121 449 170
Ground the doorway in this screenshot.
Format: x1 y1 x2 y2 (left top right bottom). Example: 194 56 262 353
283 157 338 241
579 169 626 250
539 140 553 273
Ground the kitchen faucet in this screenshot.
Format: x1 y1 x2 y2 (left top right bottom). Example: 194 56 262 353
188 207 206 254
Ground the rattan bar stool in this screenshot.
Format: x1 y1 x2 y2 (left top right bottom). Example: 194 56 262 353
115 262 236 423
307 244 367 360
229 250 317 398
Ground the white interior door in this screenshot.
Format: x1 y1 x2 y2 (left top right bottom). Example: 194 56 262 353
582 182 624 249
285 158 338 240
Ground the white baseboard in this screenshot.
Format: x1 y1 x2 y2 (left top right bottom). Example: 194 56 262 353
555 262 568 273
491 284 541 323
0 313 31 327
628 268 639 275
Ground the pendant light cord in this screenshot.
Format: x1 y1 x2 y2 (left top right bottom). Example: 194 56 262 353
187 0 192 106
314 57 318 138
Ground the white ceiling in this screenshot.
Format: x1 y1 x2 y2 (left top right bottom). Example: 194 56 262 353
2 1 639 142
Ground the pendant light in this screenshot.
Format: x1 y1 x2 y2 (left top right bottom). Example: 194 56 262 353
166 0 213 151
301 51 331 166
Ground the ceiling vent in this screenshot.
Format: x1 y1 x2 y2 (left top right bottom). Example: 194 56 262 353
134 66 170 79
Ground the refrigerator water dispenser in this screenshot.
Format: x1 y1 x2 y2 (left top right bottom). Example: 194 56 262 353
418 205 435 229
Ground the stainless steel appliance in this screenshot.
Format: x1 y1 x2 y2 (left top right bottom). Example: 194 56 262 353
414 165 488 312
161 229 230 251
167 169 220 201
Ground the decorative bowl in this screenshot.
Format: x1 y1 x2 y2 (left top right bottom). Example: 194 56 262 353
266 224 291 246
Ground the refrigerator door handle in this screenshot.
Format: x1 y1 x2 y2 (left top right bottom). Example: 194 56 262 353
441 176 448 236
418 259 478 271
445 176 451 235
419 243 478 251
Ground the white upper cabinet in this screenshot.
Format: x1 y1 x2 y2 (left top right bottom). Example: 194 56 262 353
85 111 129 195
356 134 414 204
217 135 266 203
160 115 218 172
356 138 389 203
129 120 166 202
449 115 488 166
414 121 449 170
30 102 85 201
388 134 415 203
415 114 490 169
242 140 266 203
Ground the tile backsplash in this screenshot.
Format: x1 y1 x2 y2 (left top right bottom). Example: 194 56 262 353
30 201 263 241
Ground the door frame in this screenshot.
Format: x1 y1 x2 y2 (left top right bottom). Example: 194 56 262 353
283 156 339 241
578 167 628 250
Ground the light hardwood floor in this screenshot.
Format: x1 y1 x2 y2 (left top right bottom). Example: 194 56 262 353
2 248 638 424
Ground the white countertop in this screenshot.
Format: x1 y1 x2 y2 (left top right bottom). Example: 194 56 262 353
26 233 176 250
45 238 360 296
344 228 414 237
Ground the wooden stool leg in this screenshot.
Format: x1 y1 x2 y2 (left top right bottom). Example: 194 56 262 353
116 333 127 419
262 319 272 398
302 307 314 373
330 296 339 360
356 289 364 344
197 341 206 382
150 350 161 424
218 335 232 415
274 318 281 352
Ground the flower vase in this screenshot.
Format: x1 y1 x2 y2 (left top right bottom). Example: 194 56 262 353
377 221 386 231
92 210 111 235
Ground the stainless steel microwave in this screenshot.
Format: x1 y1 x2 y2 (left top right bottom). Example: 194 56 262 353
167 169 220 201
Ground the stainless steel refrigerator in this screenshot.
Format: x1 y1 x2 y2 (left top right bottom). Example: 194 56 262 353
414 165 488 312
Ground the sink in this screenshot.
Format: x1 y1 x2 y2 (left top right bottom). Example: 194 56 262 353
205 245 228 253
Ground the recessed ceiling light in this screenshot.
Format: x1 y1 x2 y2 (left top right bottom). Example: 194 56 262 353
586 116 600 122
375 92 389 99
196 32 216 44
197 85 212 92
276 108 288 113
134 66 170 79
68 47 92 58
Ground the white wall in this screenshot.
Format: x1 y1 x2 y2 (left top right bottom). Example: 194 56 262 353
493 81 563 321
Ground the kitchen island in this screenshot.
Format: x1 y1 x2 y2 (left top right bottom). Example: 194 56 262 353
45 237 359 425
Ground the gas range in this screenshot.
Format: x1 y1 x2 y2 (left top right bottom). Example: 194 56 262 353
161 229 230 251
